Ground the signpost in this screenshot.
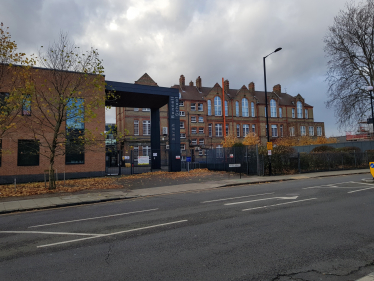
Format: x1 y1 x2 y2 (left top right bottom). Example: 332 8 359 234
229 163 242 178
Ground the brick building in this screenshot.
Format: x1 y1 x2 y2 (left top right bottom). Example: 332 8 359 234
116 74 325 162
0 66 106 184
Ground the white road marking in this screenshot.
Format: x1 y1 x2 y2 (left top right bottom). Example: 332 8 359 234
37 220 188 248
224 196 298 206
348 186 374 193
0 231 103 236
303 181 374 190
242 198 317 211
28 208 159 228
201 193 274 203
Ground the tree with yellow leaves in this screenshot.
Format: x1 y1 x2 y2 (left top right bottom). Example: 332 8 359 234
221 133 238 147
315 136 338 144
242 132 260 146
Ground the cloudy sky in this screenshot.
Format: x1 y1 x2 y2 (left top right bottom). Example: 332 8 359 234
1 0 353 136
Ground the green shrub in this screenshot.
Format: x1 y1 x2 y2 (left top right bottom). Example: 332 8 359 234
311 145 336 153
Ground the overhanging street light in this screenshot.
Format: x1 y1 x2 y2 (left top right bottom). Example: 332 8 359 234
263 47 282 176
367 85 374 138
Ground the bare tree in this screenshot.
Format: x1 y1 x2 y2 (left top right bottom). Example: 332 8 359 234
325 0 374 129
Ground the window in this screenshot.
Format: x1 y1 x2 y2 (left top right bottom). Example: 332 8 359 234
179 101 184 107
191 127 197 134
272 125 278 137
251 102 255 117
290 127 295 136
180 133 186 138
66 98 85 164
243 124 249 137
216 145 223 158
252 124 256 133
180 121 185 129
181 144 186 151
225 101 228 116
297 101 303 118
270 99 277 117
22 94 31 116
237 124 240 137
214 96 222 116
142 146 151 156
317 126 322 136
134 108 139 111
191 103 196 111
18 139 39 166
236 101 239 117
134 120 139 135
208 124 212 137
292 108 295 118
309 126 314 136
180 111 185 116
142 108 150 112
143 120 151 135
199 139 204 145
300 126 306 136
305 109 308 119
198 116 204 123
198 103 203 111
280 125 283 137
134 146 139 157
242 98 249 117
279 108 282 118
208 100 212 116
215 124 223 137
199 150 203 156
66 98 84 129
199 128 204 134
226 124 229 136
191 116 196 123
191 139 197 145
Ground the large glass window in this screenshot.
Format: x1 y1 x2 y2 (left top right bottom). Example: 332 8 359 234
237 124 240 137
272 125 278 137
66 98 85 164
134 120 139 135
142 146 151 156
198 103 203 111
242 98 249 117
279 108 282 118
22 94 31 116
225 101 228 116
214 96 222 116
305 109 308 119
300 126 306 136
270 99 277 117
208 100 212 116
143 120 151 135
251 102 255 117
208 124 212 137
66 98 84 130
280 125 283 137
309 126 314 136
215 124 223 137
226 124 229 135
297 101 303 118
243 124 249 136
317 126 322 136
292 108 295 118
18 139 39 166
290 127 295 136
252 124 256 133
236 101 239 117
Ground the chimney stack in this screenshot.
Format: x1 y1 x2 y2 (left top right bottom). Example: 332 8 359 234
273 84 281 94
224 79 229 93
189 81 194 86
179 75 185 89
248 82 255 92
196 76 202 90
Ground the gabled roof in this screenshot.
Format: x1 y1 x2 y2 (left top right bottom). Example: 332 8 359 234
135 73 158 86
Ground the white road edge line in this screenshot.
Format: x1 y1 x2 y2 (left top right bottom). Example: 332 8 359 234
224 196 298 206
29 208 159 228
201 193 274 203
37 220 188 248
242 198 317 211
0 231 104 236
348 186 374 193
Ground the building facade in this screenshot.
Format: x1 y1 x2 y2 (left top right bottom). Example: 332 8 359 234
116 74 325 162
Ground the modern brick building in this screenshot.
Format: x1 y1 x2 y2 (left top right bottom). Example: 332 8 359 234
116 74 325 162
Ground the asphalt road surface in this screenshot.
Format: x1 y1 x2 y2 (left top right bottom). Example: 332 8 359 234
1 174 374 281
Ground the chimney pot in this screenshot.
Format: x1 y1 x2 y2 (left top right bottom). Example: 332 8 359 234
273 84 281 94
189 81 194 86
248 82 255 92
179 75 185 89
196 76 202 90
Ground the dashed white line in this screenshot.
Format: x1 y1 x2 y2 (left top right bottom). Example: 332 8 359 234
0 231 103 236
37 220 188 248
242 198 317 211
224 196 298 206
29 208 159 228
348 186 374 193
201 193 274 203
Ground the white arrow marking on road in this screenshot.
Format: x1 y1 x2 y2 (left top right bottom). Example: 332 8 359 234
242 198 317 211
201 192 274 203
224 196 298 206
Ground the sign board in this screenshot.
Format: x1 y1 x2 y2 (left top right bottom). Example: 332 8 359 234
229 164 241 167
153 153 157 157
186 157 192 162
122 156 130 160
370 162 374 177
138 156 149 165
267 142 273 150
176 156 180 160
229 154 234 158
268 150 272 156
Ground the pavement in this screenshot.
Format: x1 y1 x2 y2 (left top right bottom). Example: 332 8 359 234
0 169 371 215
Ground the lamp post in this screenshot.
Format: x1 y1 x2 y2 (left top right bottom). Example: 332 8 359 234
263 47 282 176
367 86 374 138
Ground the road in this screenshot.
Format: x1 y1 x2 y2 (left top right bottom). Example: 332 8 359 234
1 174 374 280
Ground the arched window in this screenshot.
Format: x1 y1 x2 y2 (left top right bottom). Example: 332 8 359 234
270 99 277 117
225 101 228 116
251 102 255 117
297 101 303 118
236 101 239 117
207 100 212 116
242 98 249 117
214 96 222 116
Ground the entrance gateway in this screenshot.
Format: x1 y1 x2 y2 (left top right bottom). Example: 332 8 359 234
105 80 181 172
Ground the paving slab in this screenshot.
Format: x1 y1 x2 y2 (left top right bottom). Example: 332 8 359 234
357 272 374 281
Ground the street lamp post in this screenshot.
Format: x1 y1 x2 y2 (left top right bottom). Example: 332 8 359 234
367 86 374 138
263 47 282 176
